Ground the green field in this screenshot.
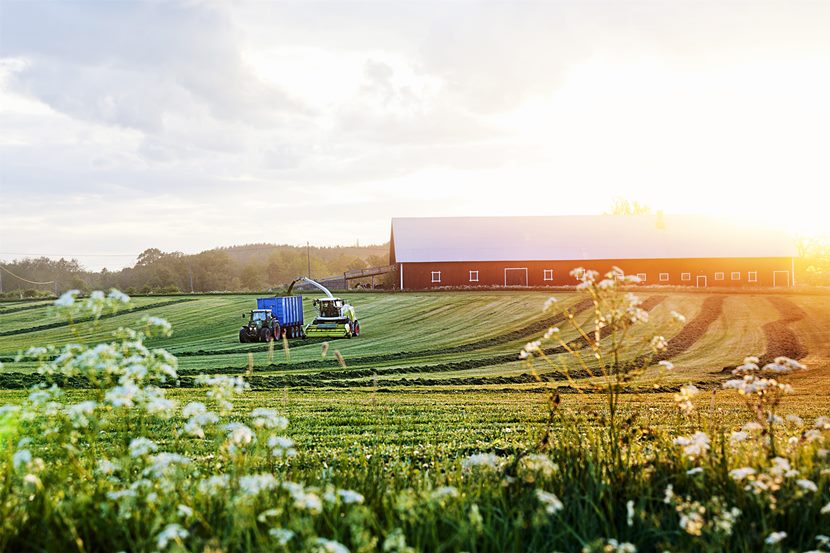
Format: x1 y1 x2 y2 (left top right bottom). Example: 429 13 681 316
2 289 829 396
1 288 829 551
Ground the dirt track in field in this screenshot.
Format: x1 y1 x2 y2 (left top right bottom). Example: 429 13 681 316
759 297 808 363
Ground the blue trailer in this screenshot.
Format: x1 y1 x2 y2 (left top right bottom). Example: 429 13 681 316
239 296 305 342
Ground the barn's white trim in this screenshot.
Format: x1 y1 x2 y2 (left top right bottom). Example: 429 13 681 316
731 272 741 281
431 271 441 283
543 269 553 281
715 272 724 280
681 273 691 281
469 270 479 282
748 271 757 282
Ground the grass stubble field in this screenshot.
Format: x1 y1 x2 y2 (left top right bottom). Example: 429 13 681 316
1 281 829 552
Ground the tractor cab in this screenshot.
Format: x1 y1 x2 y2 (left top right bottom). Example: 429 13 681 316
250 309 270 322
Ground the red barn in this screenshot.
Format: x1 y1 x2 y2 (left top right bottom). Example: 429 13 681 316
389 215 796 290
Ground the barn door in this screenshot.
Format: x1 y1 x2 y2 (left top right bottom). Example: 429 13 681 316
773 271 790 287
504 268 528 286
696 275 707 288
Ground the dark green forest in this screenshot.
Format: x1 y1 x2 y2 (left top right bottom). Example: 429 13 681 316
0 243 390 297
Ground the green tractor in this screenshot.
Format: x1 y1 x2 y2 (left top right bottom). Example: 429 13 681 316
239 309 281 343
287 277 360 338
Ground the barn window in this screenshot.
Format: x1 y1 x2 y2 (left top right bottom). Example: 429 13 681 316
469 270 479 282
431 271 441 283
748 271 757 282
543 269 553 281
659 273 669 282
681 273 691 281
731 272 741 281
715 272 724 281
636 273 647 282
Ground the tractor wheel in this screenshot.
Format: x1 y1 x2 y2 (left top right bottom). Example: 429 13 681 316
352 320 360 337
239 329 249 343
345 323 352 339
260 328 273 342
273 323 281 341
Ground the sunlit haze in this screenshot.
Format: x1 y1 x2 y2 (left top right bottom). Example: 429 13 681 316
1 1 828 270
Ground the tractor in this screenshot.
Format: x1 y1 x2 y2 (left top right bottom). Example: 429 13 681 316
239 309 281 343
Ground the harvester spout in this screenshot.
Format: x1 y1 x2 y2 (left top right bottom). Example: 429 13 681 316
286 277 335 299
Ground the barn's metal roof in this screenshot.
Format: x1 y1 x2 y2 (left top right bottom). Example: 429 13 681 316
391 215 796 263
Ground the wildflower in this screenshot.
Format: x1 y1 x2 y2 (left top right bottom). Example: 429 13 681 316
337 489 365 504
142 316 172 336
105 382 141 408
198 475 230 496
66 400 97 428
543 326 560 340
96 458 118 476
128 437 158 458
156 523 189 551
729 467 756 481
519 454 558 481
543 296 558 311
785 414 803 426
12 449 31 470
108 289 131 303
650 335 668 352
238 473 278 496
658 360 674 370
430 486 459 500
815 416 830 430
663 484 674 504
730 431 749 444
145 396 176 417
796 479 818 493
251 408 288 430
54 289 80 307
282 482 322 513
765 531 786 545
742 421 763 432
674 431 710 460
535 489 564 514
671 310 687 324
177 504 193 518
626 500 635 526
674 384 699 415
269 528 295 546
267 435 297 458
144 453 191 478
686 467 704 476
23 473 42 491
821 502 830 514
677 500 706 536
225 422 255 452
313 538 350 553
461 452 503 472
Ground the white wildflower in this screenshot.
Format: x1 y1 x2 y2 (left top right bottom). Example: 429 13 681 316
729 467 756 481
267 435 297 458
177 504 193 518
156 523 189 551
674 431 710 460
461 452 503 472
128 437 158 458
671 310 687 324
535 489 563 514
337 489 365 504
238 473 279 496
54 289 80 307
626 500 635 526
686 467 704 476
225 422 255 451
12 449 31 470
730 431 749 444
313 538 350 553
198 475 230 496
543 297 558 311
430 486 459 500
269 528 295 545
251 408 288 430
107 289 131 304
658 360 674 370
143 316 172 336
821 502 830 514
543 326 560 340
674 384 699 415
796 479 818 493
650 335 668 352
765 531 786 545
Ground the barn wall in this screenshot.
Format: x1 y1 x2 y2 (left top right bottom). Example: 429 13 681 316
399 257 794 290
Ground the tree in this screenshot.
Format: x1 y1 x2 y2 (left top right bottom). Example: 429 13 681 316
609 198 651 215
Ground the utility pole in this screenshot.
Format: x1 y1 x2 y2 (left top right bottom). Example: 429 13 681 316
0 265 3 294
306 241 311 278
188 265 194 293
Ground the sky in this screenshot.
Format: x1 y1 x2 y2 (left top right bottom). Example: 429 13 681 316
1 0 828 271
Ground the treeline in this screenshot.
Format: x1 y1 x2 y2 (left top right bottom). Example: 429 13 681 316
0 243 390 297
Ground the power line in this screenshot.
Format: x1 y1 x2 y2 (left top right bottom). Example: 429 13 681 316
0 264 56 285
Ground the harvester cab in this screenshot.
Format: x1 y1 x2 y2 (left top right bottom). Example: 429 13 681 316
287 277 360 338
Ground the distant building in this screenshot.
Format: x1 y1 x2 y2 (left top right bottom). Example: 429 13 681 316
389 215 796 290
